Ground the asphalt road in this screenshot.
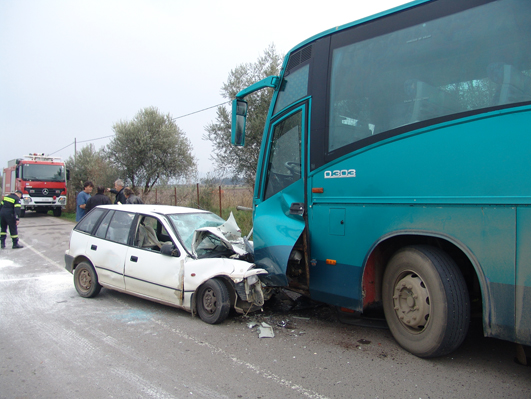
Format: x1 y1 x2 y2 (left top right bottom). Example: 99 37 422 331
1 213 530 399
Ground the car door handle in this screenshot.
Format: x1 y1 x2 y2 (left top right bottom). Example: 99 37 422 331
130 256 138 262
91 245 97 251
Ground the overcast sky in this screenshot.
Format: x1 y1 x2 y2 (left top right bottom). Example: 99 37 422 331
1 0 410 178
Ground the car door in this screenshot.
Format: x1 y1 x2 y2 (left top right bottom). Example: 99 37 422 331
253 104 307 286
124 215 185 306
88 210 135 290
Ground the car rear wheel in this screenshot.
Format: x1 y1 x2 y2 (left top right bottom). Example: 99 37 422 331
74 262 102 298
196 278 230 324
382 245 470 358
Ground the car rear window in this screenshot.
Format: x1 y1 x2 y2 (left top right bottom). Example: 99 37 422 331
75 208 106 234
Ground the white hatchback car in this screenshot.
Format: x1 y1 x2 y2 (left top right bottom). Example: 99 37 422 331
64 205 267 324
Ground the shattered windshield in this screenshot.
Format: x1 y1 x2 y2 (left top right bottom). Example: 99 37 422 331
167 212 226 253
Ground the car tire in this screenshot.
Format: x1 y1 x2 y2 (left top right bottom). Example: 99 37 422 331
196 278 230 324
74 262 102 298
382 245 470 358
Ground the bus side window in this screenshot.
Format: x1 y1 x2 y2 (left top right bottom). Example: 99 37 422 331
488 63 531 106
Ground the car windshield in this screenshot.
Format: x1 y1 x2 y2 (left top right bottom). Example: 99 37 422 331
167 212 226 253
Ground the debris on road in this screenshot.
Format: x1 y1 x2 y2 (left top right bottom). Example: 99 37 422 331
258 322 275 338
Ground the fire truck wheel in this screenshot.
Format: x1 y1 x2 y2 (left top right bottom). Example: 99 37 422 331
382 245 470 358
20 209 26 218
53 208 62 217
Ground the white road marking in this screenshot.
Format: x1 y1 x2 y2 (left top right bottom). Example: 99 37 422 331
19 239 65 271
151 318 330 399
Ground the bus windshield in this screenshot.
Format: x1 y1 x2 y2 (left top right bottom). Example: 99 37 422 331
21 164 65 182
328 0 531 151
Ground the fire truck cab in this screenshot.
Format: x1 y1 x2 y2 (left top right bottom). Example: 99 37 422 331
2 154 68 217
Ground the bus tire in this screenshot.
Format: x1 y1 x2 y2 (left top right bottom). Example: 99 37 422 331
382 245 470 358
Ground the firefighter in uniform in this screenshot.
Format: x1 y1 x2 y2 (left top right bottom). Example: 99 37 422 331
0 190 24 249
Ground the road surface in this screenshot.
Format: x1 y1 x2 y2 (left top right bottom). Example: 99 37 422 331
1 212 530 398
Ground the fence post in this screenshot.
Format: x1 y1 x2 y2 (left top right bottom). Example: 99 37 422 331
196 183 200 208
219 186 222 217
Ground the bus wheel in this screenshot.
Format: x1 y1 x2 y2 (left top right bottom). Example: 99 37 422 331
382 245 470 358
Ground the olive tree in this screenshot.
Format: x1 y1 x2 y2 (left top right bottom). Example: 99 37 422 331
65 144 118 193
107 107 196 196
204 45 283 186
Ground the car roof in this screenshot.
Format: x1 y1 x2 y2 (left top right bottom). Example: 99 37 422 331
95 204 212 216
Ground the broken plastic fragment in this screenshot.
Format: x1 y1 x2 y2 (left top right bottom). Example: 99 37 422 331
258 322 275 338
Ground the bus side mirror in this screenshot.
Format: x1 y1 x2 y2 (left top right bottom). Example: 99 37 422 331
231 99 248 146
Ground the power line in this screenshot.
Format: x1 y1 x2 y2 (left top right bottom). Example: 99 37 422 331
172 101 230 120
77 134 114 144
49 142 74 155
49 101 231 156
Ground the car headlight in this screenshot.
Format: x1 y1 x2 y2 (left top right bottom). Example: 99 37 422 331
246 274 259 286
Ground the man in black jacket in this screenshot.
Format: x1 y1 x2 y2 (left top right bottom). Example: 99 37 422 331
106 179 126 204
0 190 24 249
124 187 143 204
85 186 112 212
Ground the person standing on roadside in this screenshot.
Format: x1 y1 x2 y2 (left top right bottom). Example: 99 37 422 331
0 190 24 249
85 186 112 212
76 181 94 222
107 179 126 204
124 187 144 204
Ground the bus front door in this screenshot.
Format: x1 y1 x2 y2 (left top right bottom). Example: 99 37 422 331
253 105 306 287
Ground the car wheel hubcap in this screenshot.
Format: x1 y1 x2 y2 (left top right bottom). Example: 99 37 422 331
79 269 92 290
202 288 217 314
392 272 430 332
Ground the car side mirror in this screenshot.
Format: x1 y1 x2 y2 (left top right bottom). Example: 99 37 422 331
161 243 180 257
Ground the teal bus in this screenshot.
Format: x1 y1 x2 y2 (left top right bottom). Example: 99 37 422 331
231 0 531 358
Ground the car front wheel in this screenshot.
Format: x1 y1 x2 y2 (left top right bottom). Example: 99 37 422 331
196 278 230 324
74 262 102 298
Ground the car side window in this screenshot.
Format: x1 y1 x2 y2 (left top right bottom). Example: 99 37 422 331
105 211 135 245
76 208 106 234
134 216 164 251
95 210 114 238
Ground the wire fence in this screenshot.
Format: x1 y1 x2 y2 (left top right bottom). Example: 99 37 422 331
66 184 253 216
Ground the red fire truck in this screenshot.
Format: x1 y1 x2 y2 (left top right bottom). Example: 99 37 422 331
2 154 68 217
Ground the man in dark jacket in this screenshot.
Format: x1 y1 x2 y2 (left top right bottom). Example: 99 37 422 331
85 186 112 212
0 190 24 249
124 187 143 204
107 179 126 204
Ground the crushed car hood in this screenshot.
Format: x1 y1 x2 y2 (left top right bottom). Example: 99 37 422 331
191 212 252 259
